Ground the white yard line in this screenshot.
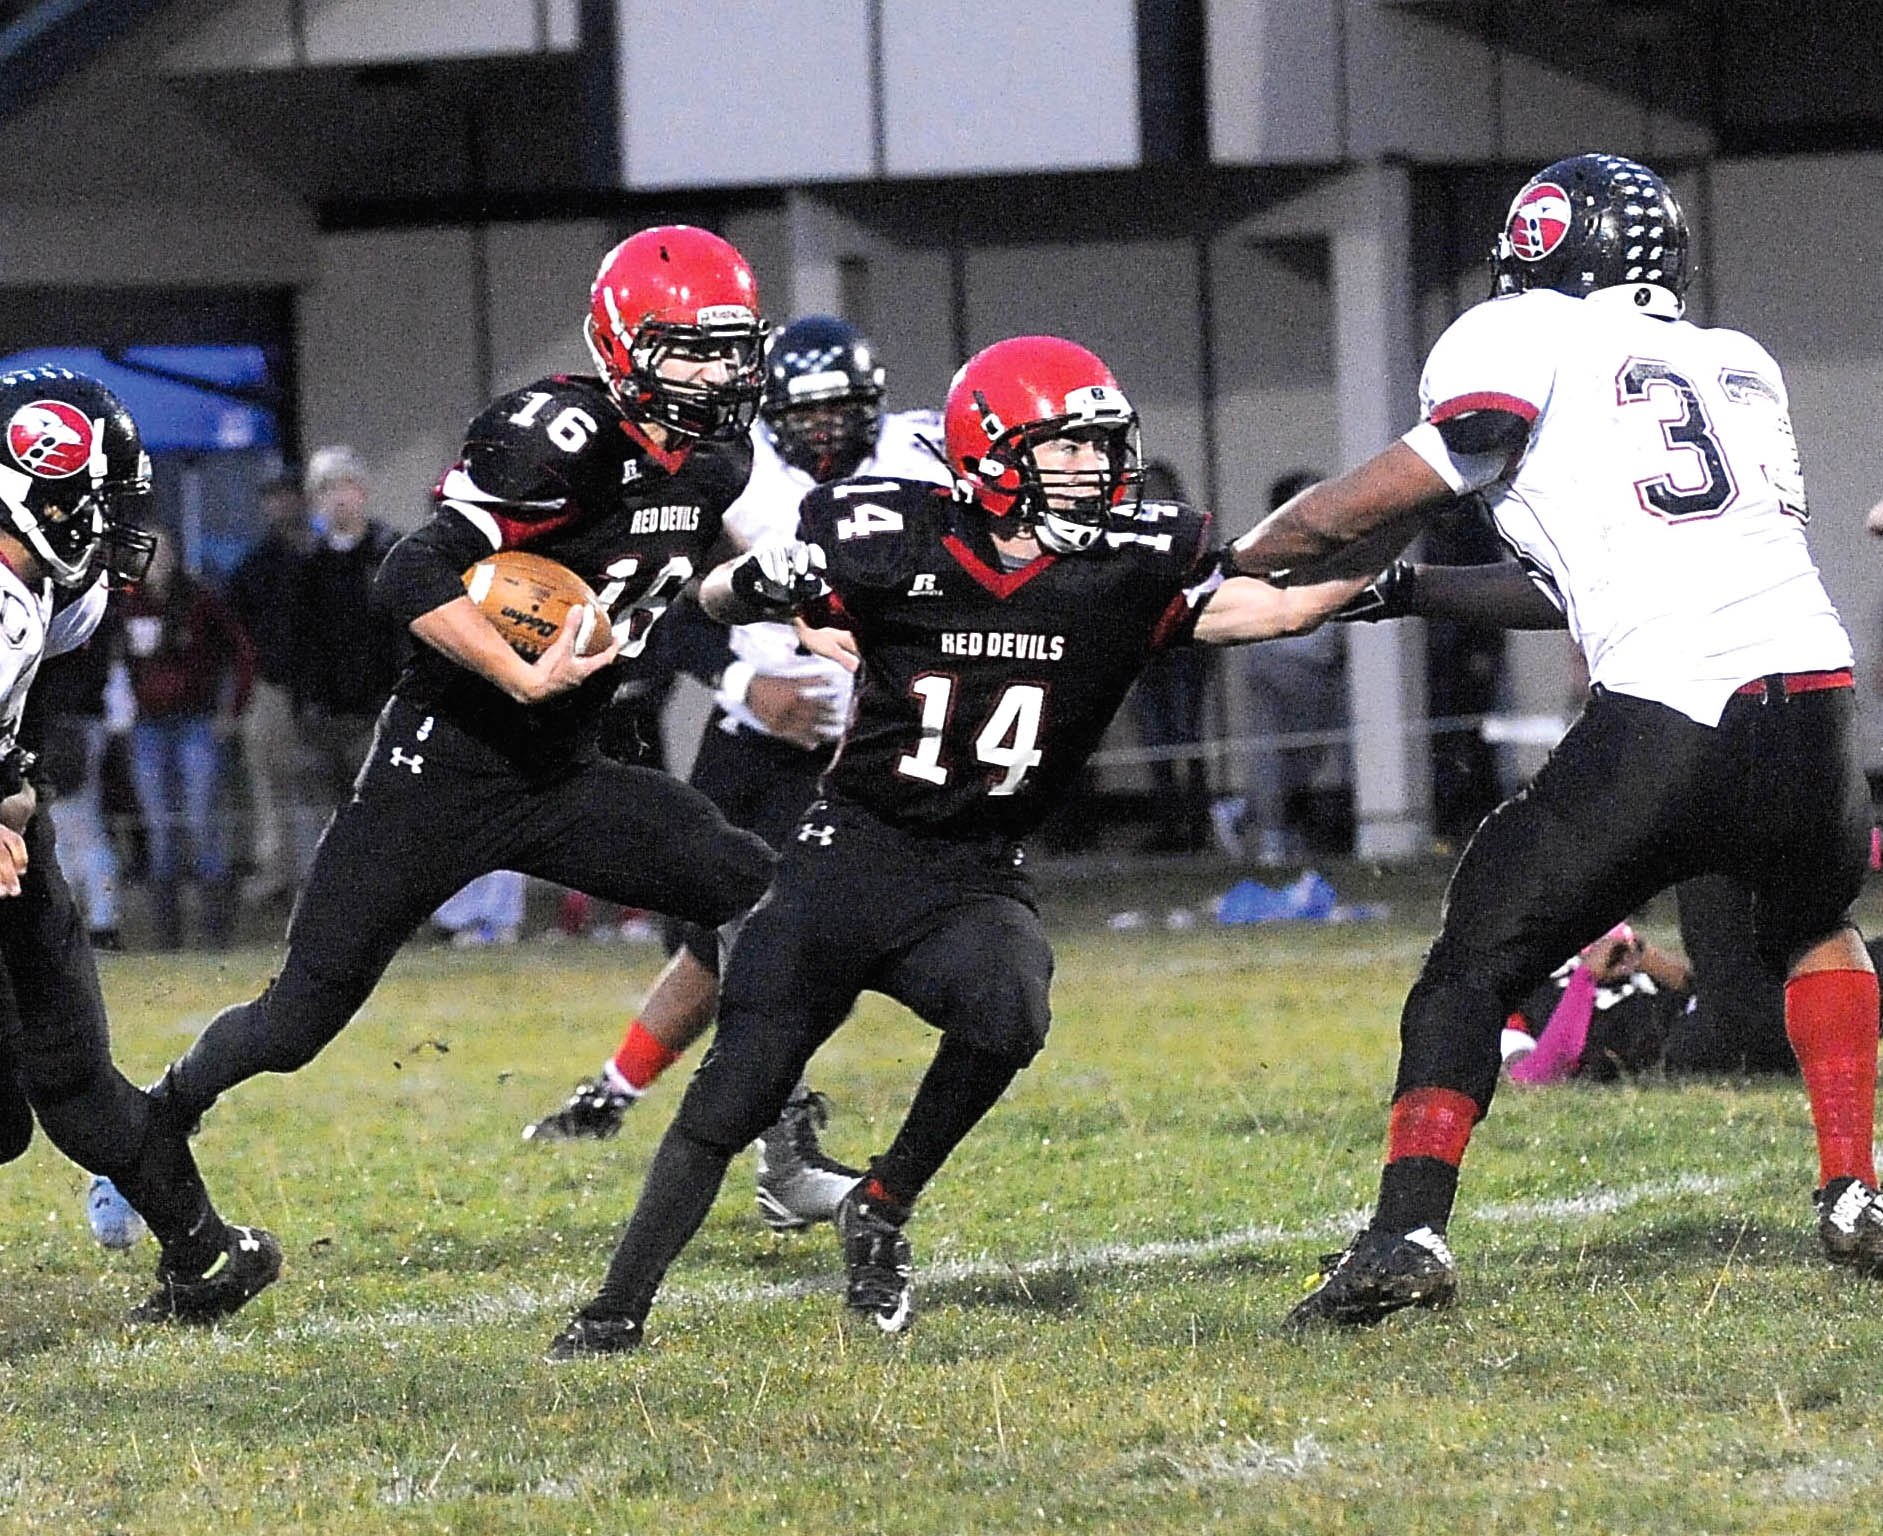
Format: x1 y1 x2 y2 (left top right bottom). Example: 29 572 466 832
86 1167 1772 1360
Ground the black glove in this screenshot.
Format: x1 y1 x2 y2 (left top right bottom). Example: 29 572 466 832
726 541 830 616
0 746 36 800
1332 560 1418 622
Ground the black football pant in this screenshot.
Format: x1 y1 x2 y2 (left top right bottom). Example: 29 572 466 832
1396 681 1870 1113
0 807 225 1252
586 799 1053 1323
160 697 774 1122
663 713 832 968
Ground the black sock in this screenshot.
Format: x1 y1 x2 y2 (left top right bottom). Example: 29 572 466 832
870 1035 1023 1209
1372 1156 1460 1235
587 1125 737 1322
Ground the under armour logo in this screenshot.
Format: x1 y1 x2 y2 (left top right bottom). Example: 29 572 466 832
907 572 941 597
797 823 835 846
237 1231 261 1253
390 747 424 774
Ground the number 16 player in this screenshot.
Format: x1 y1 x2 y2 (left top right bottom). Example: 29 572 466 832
1229 154 1881 1329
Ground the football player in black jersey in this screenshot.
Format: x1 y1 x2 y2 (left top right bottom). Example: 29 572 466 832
0 368 280 1323
550 334 1374 1356
523 315 948 1239
141 229 783 1232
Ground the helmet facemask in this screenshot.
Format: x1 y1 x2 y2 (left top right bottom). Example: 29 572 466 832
587 297 765 442
765 394 883 481
974 394 1143 556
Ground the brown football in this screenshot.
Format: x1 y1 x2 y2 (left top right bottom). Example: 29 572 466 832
461 550 614 660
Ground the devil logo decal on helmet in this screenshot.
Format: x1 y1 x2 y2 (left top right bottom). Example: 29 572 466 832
1493 154 1692 319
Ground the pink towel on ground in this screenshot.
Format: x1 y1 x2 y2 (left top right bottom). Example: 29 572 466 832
1508 961 1598 1085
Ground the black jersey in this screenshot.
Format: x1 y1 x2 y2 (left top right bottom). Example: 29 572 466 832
373 374 750 768
799 478 1218 840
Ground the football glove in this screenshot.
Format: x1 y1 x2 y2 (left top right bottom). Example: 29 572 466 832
727 541 831 616
1332 560 1417 623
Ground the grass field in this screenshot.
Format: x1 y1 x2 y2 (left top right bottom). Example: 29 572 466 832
1 866 1880 1533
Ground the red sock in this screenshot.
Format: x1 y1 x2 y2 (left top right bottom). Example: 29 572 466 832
609 1020 681 1095
1386 1086 1480 1167
1786 969 1880 1187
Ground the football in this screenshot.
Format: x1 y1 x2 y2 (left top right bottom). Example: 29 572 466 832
461 550 613 661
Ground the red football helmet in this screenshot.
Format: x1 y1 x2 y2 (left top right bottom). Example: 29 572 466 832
943 336 1141 554
585 226 766 441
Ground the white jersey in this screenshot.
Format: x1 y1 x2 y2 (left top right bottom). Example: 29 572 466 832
1404 287 1850 726
0 568 104 753
714 411 950 739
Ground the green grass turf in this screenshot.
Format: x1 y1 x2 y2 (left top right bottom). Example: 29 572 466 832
0 878 1879 1533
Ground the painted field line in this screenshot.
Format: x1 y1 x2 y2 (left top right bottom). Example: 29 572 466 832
85 1167 1776 1361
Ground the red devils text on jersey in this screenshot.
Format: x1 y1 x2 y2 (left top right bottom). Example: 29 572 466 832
372 374 751 765
798 478 1217 840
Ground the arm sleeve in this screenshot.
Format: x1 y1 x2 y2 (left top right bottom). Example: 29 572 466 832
1149 507 1221 650
370 509 496 628
1403 299 1557 493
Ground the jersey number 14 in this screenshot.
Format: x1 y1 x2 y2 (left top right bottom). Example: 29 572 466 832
897 677 1045 796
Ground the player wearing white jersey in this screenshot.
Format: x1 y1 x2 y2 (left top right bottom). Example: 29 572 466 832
0 367 280 1324
524 319 949 1232
1225 155 1879 1330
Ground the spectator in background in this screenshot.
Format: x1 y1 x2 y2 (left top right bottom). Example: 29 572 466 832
120 529 254 948
289 447 401 865
1212 470 1349 865
22 614 126 949
1131 461 1214 852
226 473 310 902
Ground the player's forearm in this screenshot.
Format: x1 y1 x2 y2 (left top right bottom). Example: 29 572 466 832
699 560 785 626
1192 574 1370 646
373 518 491 628
1406 562 1567 629
1230 442 1453 576
410 598 548 703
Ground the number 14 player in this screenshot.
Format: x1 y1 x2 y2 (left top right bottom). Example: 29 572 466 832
552 334 1374 1355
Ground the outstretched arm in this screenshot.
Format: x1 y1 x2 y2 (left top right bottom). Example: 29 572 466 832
1228 442 1455 576
1191 573 1373 646
1340 559 1567 630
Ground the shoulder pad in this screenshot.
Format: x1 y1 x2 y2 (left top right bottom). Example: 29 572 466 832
801 478 943 582
1105 498 1210 562
459 378 625 515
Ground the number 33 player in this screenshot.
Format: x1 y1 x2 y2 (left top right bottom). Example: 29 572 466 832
1234 155 1880 1329
552 333 1374 1355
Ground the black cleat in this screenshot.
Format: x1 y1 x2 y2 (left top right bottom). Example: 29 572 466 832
129 1225 282 1324
754 1089 862 1232
836 1187 914 1335
1284 1225 1458 1333
547 1311 644 1360
523 1077 632 1142
1816 1177 1883 1274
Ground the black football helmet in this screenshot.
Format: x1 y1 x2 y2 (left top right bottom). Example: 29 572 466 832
1492 153 1691 318
0 367 153 587
760 316 886 482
